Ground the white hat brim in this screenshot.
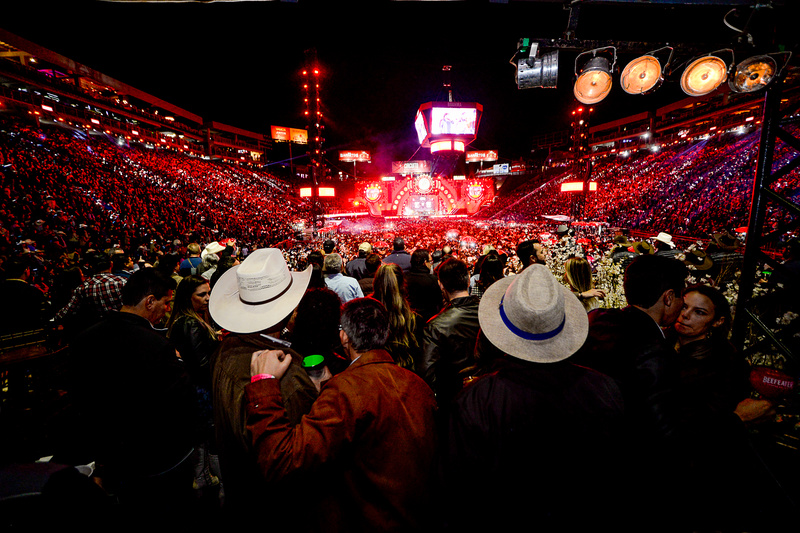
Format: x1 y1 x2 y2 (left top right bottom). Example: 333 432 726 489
209 264 312 334
478 276 589 363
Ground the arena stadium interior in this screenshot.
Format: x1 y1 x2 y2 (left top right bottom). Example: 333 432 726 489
1 1 800 529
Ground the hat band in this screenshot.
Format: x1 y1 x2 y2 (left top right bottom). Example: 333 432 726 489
239 276 293 306
499 295 566 341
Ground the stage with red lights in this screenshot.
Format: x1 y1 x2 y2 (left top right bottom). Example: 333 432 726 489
357 175 495 217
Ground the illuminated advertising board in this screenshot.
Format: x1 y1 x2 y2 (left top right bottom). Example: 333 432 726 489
391 160 432 175
560 182 598 192
271 125 308 144
339 150 371 162
466 150 498 163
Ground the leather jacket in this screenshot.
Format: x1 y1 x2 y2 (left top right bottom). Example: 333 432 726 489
419 295 481 404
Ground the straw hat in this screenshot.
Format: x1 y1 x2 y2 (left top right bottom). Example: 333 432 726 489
209 248 311 334
478 264 588 363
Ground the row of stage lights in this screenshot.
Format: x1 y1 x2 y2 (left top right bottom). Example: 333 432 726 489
516 40 791 105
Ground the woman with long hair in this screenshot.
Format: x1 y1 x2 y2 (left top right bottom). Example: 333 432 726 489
564 256 605 311
371 263 421 370
166 274 221 493
471 251 505 299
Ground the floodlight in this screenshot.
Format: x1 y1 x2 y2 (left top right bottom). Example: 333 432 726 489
515 42 558 89
680 52 730 96
574 47 616 104
620 47 672 95
729 55 777 93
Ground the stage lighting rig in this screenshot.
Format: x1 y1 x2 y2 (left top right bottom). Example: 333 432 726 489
573 46 616 105
513 39 559 89
620 47 673 96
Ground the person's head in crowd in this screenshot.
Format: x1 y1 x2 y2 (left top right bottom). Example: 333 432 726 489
86 250 112 275
652 232 676 252
3 254 34 281
442 245 453 259
437 257 470 297
111 252 133 273
323 253 344 275
478 263 588 363
339 297 390 357
411 248 431 272
371 262 417 368
120 267 177 325
290 287 346 385
675 283 732 346
393 237 406 252
364 253 382 277
166 274 213 335
307 250 324 267
564 257 593 295
358 242 372 258
155 252 181 277
516 239 546 270
208 248 311 334
431 249 443 265
478 251 504 292
290 287 342 359
624 254 688 327
306 250 326 288
187 242 201 257
323 239 336 254
209 254 240 290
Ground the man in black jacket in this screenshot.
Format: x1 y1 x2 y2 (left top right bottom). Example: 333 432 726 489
70 268 196 526
419 258 480 409
443 264 624 531
571 254 688 528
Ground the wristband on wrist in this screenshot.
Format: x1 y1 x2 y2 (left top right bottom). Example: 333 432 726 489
251 373 276 383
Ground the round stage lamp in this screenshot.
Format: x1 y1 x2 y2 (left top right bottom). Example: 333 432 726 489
620 55 663 95
574 56 613 104
680 56 728 96
729 55 777 93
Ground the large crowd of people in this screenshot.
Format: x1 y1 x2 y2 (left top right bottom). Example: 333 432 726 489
1 115 798 531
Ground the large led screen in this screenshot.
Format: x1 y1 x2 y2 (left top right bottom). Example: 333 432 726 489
430 107 477 135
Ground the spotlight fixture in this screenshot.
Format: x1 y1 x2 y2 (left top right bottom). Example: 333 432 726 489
620 47 673 95
729 54 777 93
514 40 558 89
680 51 731 97
574 47 616 104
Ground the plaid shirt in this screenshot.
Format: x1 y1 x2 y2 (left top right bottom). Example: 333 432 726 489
54 273 127 321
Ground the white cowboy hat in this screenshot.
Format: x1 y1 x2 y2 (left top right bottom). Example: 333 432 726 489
201 241 226 260
209 248 311 334
652 232 676 248
478 264 588 363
